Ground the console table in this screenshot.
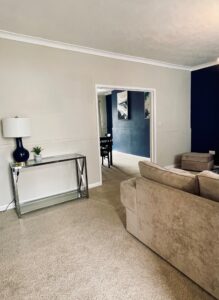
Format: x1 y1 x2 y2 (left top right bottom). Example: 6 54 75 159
10 153 89 218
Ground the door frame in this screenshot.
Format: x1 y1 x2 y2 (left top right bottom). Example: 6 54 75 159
95 84 157 184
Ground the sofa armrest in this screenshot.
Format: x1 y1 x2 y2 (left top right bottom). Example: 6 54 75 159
120 178 137 213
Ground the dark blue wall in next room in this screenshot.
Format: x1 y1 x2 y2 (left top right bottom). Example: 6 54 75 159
191 65 219 163
106 90 150 158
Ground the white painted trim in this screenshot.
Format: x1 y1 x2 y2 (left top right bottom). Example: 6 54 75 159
95 84 157 169
0 202 15 212
150 89 157 163
112 150 150 161
0 30 218 72
0 30 191 71
0 181 102 212
89 181 102 189
190 61 219 71
165 164 176 169
96 84 157 94
95 88 103 186
164 164 180 169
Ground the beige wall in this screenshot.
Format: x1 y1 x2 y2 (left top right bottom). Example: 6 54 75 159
0 38 191 209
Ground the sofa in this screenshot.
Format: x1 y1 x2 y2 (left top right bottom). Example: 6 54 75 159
120 161 219 299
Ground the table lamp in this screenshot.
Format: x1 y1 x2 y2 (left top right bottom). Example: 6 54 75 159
2 117 31 163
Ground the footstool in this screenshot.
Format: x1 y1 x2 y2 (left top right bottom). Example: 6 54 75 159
181 152 214 172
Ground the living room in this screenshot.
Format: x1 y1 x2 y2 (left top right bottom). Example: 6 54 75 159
0 1 218 299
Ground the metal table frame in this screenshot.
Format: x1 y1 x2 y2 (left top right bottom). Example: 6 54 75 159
10 153 89 218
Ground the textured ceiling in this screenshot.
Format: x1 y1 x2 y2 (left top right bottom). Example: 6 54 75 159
0 0 219 67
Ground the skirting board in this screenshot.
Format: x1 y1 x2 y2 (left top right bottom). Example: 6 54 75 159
89 181 102 189
112 150 150 161
0 181 102 212
164 164 181 169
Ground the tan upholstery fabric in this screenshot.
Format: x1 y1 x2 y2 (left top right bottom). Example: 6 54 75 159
121 173 219 299
182 152 213 162
139 161 199 194
126 208 138 237
181 152 214 171
182 160 214 172
120 178 137 212
134 176 219 299
198 171 219 202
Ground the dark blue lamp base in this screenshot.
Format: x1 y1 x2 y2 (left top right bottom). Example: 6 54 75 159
13 138 29 163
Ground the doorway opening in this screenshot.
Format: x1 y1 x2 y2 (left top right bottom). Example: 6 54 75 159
95 85 156 183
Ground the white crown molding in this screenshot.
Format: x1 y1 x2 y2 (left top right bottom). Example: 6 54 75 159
190 61 219 71
0 30 191 71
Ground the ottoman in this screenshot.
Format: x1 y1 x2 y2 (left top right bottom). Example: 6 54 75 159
181 152 214 171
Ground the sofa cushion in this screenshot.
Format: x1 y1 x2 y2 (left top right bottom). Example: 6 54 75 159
198 171 219 202
139 161 199 194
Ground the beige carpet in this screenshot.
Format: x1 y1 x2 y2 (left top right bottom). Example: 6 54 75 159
0 167 214 300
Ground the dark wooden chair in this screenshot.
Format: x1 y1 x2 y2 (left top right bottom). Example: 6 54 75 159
100 136 113 168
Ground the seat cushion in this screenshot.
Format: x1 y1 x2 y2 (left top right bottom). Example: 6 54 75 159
139 161 199 194
198 171 219 202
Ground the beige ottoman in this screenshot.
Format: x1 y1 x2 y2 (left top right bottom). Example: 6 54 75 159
181 152 214 171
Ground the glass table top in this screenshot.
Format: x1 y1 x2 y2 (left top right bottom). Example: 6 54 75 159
10 153 85 169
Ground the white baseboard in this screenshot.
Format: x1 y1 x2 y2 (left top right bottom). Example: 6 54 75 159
89 181 102 189
165 164 180 169
0 181 102 212
113 150 150 161
0 202 15 212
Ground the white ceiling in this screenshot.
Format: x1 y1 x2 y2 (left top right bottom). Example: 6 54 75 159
0 0 219 67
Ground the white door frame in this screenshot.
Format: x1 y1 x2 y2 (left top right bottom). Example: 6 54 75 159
95 84 157 184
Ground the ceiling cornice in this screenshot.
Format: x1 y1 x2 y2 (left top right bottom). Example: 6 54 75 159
190 61 219 71
0 30 192 71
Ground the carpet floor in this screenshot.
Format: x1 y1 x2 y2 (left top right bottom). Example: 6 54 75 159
0 166 214 300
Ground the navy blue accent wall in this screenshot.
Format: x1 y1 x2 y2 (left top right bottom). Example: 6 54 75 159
106 90 150 157
191 65 219 163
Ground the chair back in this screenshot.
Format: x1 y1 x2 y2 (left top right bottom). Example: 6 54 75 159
100 137 113 151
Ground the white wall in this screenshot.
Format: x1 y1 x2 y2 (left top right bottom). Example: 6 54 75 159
0 38 191 209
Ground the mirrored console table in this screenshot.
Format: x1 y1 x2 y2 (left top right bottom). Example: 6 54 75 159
10 153 89 218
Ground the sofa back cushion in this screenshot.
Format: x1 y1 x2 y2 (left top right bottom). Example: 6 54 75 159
198 171 219 202
139 161 199 194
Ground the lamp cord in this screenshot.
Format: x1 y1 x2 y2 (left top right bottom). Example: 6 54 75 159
4 199 14 212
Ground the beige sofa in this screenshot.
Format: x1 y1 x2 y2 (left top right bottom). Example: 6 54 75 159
121 161 219 299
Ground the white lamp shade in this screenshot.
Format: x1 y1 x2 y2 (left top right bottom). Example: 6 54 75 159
2 118 31 138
